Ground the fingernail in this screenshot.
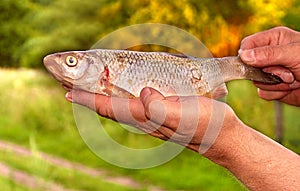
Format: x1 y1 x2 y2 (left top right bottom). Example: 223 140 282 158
239 49 256 63
238 49 243 55
282 71 295 84
65 92 73 102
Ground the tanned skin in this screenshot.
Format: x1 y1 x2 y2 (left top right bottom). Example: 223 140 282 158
66 27 300 190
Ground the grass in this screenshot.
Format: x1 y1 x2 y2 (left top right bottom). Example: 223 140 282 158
0 149 141 191
226 81 275 136
283 104 300 152
1 68 299 190
0 175 32 191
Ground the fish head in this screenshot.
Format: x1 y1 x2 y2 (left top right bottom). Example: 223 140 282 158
43 51 97 89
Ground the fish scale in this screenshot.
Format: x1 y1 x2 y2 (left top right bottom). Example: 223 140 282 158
43 49 282 98
106 51 197 96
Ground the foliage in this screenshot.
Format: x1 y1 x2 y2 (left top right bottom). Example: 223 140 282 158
244 0 293 30
1 0 300 68
1 2 300 190
282 0 300 31
13 0 106 67
0 0 31 67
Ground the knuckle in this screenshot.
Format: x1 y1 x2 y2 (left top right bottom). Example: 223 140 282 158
254 46 278 65
265 46 277 64
271 26 292 36
240 36 255 49
273 26 289 32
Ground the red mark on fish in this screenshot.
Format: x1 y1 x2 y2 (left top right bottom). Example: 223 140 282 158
104 65 110 80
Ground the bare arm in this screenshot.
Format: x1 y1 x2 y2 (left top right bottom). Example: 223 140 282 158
204 116 300 191
67 88 300 190
65 26 300 190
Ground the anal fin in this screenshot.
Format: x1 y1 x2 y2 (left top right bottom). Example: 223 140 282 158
211 83 228 99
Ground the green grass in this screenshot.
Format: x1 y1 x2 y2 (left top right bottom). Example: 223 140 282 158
0 175 32 191
226 81 275 136
283 105 300 153
1 68 299 190
0 150 142 191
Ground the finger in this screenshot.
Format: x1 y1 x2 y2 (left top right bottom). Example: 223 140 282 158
262 66 294 83
66 89 106 112
67 89 147 124
240 29 278 50
66 89 117 119
257 89 290 101
258 88 300 106
140 87 182 128
240 26 298 50
141 87 203 132
239 43 300 67
68 89 174 137
254 80 300 91
145 126 170 141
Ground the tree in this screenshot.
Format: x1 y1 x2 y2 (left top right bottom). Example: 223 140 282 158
0 0 31 67
0 0 297 68
282 0 300 31
16 0 106 67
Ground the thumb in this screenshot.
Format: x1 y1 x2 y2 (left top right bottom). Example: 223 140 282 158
239 44 298 67
140 87 166 121
140 88 182 128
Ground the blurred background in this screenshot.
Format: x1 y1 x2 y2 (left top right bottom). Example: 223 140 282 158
1 0 300 190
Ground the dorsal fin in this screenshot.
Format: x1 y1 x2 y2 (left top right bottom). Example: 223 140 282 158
167 52 195 59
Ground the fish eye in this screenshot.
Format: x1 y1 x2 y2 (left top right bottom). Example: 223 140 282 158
66 56 77 67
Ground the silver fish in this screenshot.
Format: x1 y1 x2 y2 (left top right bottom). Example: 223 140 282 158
43 49 282 98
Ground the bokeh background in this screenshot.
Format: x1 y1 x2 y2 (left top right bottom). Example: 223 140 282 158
1 0 300 190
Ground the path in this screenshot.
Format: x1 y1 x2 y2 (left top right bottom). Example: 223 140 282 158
0 162 79 191
0 140 165 191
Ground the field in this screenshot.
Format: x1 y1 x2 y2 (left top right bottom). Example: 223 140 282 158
0 68 299 190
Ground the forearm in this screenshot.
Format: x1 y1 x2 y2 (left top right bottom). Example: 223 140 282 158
204 116 300 190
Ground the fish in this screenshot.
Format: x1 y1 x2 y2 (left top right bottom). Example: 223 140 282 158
43 49 282 98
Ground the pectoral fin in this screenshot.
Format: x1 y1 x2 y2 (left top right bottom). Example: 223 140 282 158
100 79 135 98
111 85 136 98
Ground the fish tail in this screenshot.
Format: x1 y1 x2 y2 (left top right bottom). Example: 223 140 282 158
216 56 282 84
217 56 282 84
243 64 283 84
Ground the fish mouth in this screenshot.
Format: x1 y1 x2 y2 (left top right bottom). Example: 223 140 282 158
44 55 61 79
43 54 74 91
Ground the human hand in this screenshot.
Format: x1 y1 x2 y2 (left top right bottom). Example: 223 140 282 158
239 26 300 106
64 88 300 190
66 88 238 154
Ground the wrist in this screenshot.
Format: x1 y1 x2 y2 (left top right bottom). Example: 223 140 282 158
202 107 244 167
